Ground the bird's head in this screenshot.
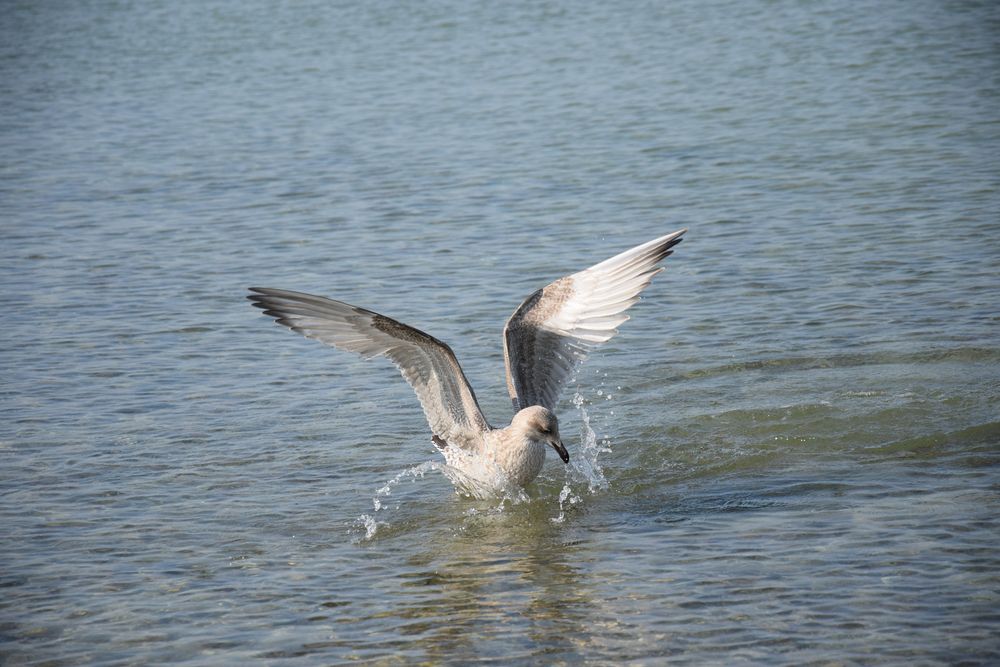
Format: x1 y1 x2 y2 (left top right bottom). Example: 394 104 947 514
512 405 568 463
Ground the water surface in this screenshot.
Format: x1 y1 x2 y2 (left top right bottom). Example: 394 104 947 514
2 0 998 664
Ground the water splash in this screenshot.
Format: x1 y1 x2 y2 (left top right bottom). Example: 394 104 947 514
548 391 611 523
354 450 533 541
356 513 380 541
570 392 610 493
551 483 581 523
355 460 440 541
357 394 613 534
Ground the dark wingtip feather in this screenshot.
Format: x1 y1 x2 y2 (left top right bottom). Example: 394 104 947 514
651 231 684 263
247 287 274 311
662 235 683 252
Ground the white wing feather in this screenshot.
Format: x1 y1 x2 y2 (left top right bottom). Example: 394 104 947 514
503 229 686 411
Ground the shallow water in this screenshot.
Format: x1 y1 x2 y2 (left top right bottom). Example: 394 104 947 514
2 0 999 664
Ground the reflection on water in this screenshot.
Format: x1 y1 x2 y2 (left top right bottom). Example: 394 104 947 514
371 505 598 662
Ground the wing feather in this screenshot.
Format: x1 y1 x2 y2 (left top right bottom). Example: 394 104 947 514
502 229 686 411
248 287 490 447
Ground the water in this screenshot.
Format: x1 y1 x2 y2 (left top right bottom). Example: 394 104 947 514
2 0 998 663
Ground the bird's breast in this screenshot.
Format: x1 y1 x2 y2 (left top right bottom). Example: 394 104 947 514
492 434 547 487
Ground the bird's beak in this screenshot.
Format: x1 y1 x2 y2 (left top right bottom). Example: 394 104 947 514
549 438 569 464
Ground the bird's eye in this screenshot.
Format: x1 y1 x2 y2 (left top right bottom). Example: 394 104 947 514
539 427 551 434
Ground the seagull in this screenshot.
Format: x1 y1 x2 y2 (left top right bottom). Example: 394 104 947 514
248 228 686 494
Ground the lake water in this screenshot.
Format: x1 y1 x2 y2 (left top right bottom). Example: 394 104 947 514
2 0 998 664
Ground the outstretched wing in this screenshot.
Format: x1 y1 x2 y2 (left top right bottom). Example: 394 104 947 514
248 288 490 448
502 228 686 412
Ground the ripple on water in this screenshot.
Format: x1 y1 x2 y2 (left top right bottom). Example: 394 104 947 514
3 0 1000 663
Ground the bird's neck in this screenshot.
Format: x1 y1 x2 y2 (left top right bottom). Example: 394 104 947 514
509 435 547 486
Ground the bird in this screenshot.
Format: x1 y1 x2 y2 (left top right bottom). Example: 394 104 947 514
248 228 686 495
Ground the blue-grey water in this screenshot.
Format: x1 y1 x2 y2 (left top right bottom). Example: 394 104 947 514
2 0 999 664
